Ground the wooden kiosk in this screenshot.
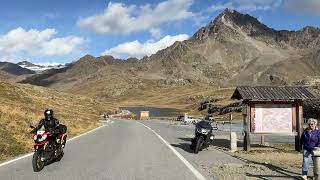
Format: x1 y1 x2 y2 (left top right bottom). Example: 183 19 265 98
231 86 316 151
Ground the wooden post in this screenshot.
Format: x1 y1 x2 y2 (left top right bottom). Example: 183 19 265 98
295 101 303 151
243 103 251 151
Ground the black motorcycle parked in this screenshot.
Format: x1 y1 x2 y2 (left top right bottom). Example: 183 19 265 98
190 120 215 154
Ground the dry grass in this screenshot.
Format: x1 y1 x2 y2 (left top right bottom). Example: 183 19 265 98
113 84 236 115
0 81 116 161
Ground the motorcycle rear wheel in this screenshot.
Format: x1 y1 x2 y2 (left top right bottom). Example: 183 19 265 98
32 150 44 172
194 137 203 154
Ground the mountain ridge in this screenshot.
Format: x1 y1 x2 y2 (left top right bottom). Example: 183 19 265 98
19 9 320 101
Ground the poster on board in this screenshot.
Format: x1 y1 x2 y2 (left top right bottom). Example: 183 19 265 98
252 104 293 133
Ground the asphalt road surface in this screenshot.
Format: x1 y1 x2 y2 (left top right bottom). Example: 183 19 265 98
0 120 208 180
0 119 295 180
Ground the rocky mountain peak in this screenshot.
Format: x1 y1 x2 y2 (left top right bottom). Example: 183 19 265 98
300 26 320 32
192 8 273 41
297 26 320 39
74 54 98 65
79 54 95 61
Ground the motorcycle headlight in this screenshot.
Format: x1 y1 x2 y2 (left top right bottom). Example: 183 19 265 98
197 128 209 135
33 134 37 140
201 129 209 135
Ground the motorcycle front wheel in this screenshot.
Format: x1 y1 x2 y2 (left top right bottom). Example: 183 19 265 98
194 137 204 154
32 150 45 172
55 151 64 162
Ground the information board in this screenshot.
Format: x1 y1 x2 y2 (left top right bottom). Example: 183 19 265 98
251 104 293 133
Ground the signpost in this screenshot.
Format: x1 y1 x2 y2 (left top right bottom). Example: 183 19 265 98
231 86 315 152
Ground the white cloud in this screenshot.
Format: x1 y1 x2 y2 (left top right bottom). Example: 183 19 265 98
208 0 282 13
284 0 320 16
149 28 162 39
77 0 194 34
208 2 234 13
235 0 283 11
0 27 84 60
42 36 84 56
101 34 189 59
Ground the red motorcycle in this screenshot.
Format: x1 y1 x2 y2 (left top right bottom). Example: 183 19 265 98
30 125 66 172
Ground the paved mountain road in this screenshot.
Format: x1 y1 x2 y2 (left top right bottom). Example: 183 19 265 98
0 120 203 180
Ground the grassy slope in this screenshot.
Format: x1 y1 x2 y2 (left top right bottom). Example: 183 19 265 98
111 84 237 116
0 81 115 161
56 64 237 116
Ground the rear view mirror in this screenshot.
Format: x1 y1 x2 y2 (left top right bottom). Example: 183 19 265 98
30 125 35 129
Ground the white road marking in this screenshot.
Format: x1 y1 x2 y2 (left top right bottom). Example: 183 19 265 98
0 153 34 168
137 122 207 180
0 121 113 167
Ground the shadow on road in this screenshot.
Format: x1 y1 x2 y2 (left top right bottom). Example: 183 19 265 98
175 137 231 153
44 160 57 167
213 138 285 151
211 138 230 149
171 143 194 153
245 174 301 180
178 137 192 142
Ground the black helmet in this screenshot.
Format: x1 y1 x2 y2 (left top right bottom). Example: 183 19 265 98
44 109 53 120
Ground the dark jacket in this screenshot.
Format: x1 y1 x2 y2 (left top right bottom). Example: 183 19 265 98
300 128 320 152
35 118 60 133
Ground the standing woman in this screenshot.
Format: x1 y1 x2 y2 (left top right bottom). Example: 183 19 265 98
300 118 320 179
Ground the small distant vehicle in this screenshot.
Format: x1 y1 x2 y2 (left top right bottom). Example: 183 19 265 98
190 120 215 154
30 125 66 172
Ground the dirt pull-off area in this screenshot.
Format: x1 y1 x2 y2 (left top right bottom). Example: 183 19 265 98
210 145 305 179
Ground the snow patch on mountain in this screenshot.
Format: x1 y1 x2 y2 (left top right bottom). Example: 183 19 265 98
18 61 65 73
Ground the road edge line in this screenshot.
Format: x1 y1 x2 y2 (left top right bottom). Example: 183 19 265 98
137 122 207 180
0 121 111 167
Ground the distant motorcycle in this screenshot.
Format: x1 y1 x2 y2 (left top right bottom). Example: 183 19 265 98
30 125 66 172
190 120 215 154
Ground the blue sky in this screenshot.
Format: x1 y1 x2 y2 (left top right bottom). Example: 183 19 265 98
0 0 320 65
